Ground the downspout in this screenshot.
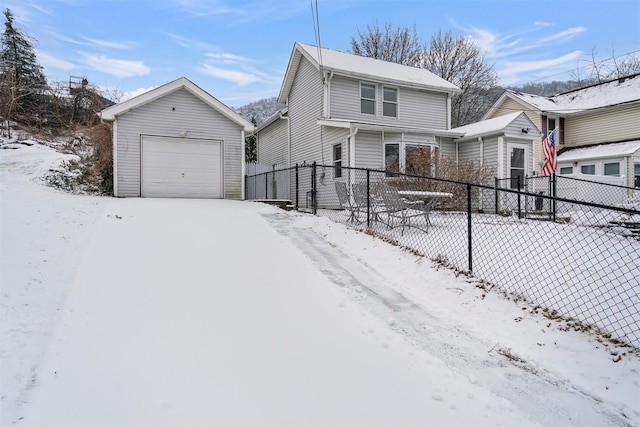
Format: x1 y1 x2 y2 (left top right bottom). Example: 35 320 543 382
280 110 291 169
241 129 246 200
347 126 359 168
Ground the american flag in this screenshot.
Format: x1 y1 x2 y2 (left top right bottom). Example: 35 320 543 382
542 129 557 176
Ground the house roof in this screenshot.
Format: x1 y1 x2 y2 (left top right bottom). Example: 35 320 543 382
450 111 540 141
484 73 640 118
101 77 254 132
557 140 640 162
278 42 461 103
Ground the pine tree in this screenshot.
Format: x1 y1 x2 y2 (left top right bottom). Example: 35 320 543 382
0 8 47 136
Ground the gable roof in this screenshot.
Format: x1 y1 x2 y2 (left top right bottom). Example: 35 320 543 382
279 42 461 103
451 111 540 141
484 73 640 119
101 77 254 132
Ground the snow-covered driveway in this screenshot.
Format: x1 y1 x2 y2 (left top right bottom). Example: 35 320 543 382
2 143 639 426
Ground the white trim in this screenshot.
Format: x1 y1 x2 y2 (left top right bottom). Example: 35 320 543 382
112 120 118 197
101 77 253 132
382 85 398 118
506 142 529 189
360 81 377 116
497 136 504 179
241 130 246 200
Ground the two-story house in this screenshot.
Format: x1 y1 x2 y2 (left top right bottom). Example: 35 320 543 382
254 42 539 208
483 74 640 188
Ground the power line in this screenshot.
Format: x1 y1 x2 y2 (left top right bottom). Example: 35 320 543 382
519 49 640 84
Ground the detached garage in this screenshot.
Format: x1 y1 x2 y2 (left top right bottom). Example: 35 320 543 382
101 77 253 199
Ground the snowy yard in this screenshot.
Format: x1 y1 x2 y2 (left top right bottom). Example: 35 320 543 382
1 142 640 425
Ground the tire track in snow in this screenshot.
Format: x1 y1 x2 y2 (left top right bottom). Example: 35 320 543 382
262 210 631 427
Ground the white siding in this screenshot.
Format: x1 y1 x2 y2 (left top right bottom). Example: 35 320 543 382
257 118 288 166
329 75 448 129
114 88 244 199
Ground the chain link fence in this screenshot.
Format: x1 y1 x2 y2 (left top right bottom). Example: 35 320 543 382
246 164 640 348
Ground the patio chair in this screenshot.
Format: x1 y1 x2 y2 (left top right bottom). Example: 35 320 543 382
352 182 384 223
375 183 429 233
334 181 361 222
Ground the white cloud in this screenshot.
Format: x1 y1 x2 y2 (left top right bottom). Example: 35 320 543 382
36 50 75 71
539 27 587 44
498 50 583 85
205 52 254 64
81 53 150 78
200 64 258 86
82 37 136 50
120 86 158 102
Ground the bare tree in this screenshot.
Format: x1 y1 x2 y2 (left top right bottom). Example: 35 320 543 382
571 48 640 84
350 22 423 66
420 30 498 127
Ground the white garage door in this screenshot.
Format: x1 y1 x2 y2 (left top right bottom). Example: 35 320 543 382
141 135 223 198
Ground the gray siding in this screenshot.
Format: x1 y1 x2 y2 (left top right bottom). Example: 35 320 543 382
289 57 323 166
257 118 288 166
355 131 383 170
439 137 456 158
482 137 499 173
329 75 448 129
114 88 244 198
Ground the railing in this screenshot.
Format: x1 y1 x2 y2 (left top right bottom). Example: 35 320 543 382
246 164 640 349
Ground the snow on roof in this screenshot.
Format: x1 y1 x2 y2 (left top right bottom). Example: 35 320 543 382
450 111 531 139
279 42 461 102
508 74 640 115
558 140 640 162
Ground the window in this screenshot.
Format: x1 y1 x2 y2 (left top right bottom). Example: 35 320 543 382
384 141 437 175
604 162 620 176
581 164 595 175
559 166 573 175
547 117 556 134
332 144 342 178
383 87 397 117
509 146 526 189
635 162 640 188
360 83 376 115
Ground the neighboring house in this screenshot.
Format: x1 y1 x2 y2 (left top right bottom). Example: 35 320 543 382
450 111 541 189
483 73 640 188
101 77 253 199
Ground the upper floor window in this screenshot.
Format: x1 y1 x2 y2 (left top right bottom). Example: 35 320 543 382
383 87 397 117
360 83 376 115
547 117 556 134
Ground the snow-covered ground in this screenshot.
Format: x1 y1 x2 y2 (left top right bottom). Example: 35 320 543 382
1 141 639 425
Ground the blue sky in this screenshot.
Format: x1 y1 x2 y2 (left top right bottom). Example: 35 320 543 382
3 0 639 107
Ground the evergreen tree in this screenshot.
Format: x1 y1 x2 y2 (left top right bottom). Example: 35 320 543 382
0 8 47 135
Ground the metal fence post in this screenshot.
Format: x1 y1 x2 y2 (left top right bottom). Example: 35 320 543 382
467 183 473 273
311 162 317 215
551 172 557 222
517 175 522 219
295 163 299 209
494 177 499 214
366 169 371 228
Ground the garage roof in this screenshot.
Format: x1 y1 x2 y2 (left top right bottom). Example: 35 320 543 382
100 77 254 132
